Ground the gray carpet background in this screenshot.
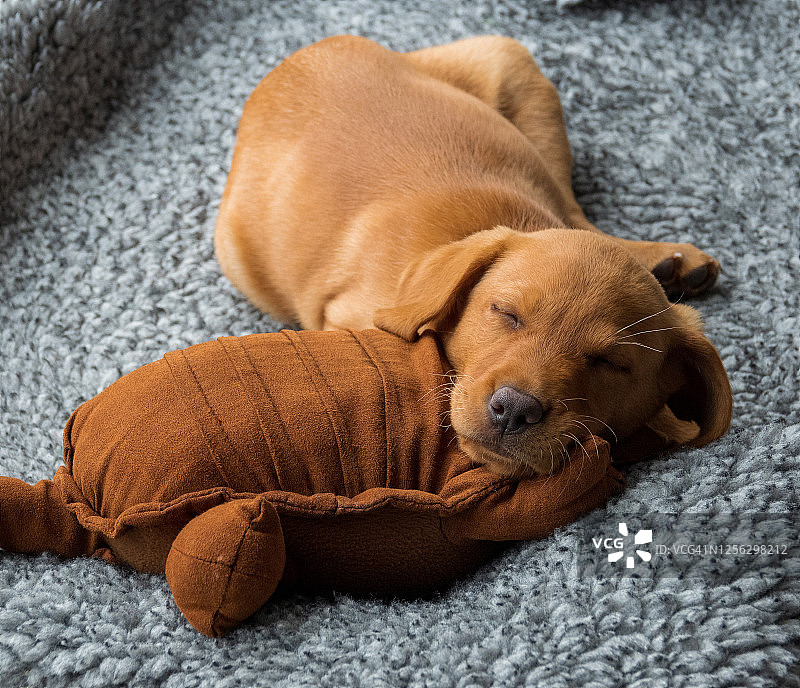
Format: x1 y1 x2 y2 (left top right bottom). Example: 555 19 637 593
1 1 799 686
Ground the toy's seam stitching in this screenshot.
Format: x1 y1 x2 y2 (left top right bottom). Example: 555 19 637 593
348 330 391 488
217 337 282 490
169 543 270 578
209 517 253 634
232 338 289 489
162 349 235 489
282 329 349 492
72 475 516 535
236 335 302 492
180 346 239 489
270 478 512 515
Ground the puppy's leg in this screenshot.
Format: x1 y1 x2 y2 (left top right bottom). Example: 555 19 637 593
404 37 720 298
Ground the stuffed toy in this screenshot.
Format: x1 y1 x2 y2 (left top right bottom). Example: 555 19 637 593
0 329 624 637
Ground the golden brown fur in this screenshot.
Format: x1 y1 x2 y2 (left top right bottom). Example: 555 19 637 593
215 35 732 475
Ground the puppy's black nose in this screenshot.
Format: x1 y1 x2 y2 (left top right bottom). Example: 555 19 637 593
488 386 543 435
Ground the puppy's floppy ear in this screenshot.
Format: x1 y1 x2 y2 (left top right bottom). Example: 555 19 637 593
614 305 732 464
649 303 733 448
373 227 516 341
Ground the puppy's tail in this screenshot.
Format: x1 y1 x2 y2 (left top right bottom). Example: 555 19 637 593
0 473 102 558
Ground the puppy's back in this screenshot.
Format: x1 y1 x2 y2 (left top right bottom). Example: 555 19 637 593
215 36 561 328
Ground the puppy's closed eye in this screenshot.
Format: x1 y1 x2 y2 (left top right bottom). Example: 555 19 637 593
584 354 631 374
491 303 523 330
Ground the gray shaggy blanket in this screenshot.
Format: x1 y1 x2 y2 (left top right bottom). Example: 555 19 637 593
1 1 798 686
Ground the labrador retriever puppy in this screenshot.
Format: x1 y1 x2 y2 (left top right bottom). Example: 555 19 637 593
214 35 732 476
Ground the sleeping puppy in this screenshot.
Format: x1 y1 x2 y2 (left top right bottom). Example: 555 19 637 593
214 35 732 476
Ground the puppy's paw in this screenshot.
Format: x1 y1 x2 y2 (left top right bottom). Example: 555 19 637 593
650 244 719 298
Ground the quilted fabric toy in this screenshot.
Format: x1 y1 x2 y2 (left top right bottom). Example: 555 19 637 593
0 329 623 636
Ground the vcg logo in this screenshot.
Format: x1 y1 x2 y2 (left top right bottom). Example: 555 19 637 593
592 522 653 569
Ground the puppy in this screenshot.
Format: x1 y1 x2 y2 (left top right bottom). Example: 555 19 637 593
214 35 732 476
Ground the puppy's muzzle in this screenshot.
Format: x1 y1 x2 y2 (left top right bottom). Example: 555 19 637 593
488 386 544 437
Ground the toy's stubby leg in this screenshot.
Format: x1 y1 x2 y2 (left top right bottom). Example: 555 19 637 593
165 497 286 637
0 474 102 557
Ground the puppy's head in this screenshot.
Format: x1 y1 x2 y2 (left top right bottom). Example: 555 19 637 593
374 227 732 477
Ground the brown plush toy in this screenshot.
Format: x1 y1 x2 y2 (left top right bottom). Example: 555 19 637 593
0 329 624 637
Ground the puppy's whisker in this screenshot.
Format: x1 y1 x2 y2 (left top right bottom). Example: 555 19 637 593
577 414 618 443
554 436 571 502
570 419 595 442
564 433 589 489
570 423 602 462
534 444 553 490
569 419 589 434
432 371 474 386
564 433 589 461
419 381 454 402
618 326 678 340
426 379 454 387
614 300 679 336
573 437 587 487
556 397 588 412
615 341 663 353
565 420 584 434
